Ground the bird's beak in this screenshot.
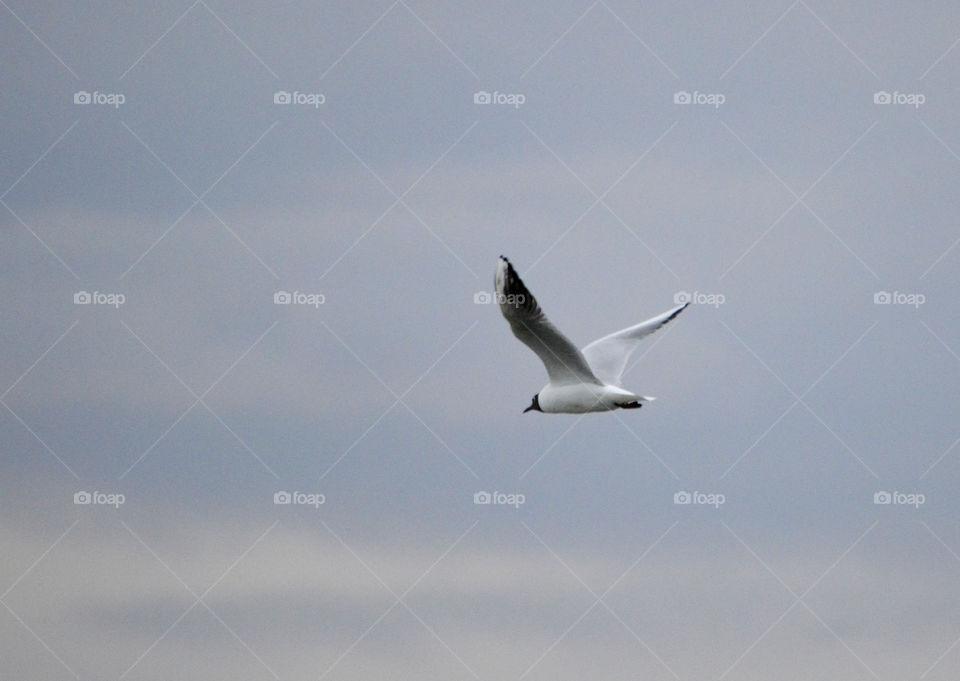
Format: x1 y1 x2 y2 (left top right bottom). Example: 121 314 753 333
522 404 535 413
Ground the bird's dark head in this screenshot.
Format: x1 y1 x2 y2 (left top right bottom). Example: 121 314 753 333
523 394 542 414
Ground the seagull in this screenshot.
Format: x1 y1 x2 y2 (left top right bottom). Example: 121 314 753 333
495 255 688 414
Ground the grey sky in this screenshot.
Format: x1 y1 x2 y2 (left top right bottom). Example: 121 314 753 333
3 1 960 679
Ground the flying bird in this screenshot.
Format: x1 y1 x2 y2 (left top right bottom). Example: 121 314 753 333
495 255 687 414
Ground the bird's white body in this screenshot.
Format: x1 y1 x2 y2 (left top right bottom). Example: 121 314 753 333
494 255 687 414
536 383 645 414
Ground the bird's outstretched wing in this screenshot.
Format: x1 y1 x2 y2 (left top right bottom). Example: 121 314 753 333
580 303 688 386
495 256 601 386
